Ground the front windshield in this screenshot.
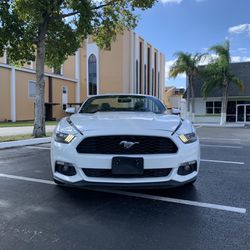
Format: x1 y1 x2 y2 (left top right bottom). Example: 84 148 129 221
79 95 166 114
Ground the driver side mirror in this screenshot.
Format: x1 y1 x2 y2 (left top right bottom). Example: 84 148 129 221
65 107 76 114
172 108 181 115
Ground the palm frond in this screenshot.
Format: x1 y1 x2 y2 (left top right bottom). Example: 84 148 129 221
231 76 244 93
209 40 230 64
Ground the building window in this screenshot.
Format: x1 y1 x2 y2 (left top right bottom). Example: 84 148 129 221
144 65 147 94
136 60 139 93
147 47 151 95
88 54 97 96
53 65 62 75
206 101 221 114
158 72 160 98
28 80 36 98
154 52 157 96
139 42 143 94
152 69 154 96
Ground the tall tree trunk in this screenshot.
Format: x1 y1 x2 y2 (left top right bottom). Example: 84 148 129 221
186 75 191 120
220 81 229 126
33 19 48 137
190 75 195 123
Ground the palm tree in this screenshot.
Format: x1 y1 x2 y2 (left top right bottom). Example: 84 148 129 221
202 41 244 125
169 52 205 121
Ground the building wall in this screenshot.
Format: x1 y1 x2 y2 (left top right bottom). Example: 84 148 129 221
52 79 76 119
194 97 222 123
79 45 88 103
0 67 11 121
63 55 76 79
99 34 126 94
15 71 49 121
0 31 165 122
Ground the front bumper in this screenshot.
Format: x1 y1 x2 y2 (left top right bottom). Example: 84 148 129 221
51 130 200 188
53 176 197 189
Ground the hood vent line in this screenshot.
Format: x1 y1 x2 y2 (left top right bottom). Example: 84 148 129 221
171 120 182 136
66 117 84 135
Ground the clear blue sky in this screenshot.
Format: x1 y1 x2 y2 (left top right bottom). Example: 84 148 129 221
135 0 250 88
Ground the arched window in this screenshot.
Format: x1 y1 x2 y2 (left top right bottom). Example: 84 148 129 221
88 54 97 95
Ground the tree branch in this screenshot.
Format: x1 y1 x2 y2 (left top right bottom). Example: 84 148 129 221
61 0 117 18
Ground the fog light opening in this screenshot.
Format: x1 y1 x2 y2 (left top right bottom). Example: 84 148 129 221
55 162 76 176
178 161 197 176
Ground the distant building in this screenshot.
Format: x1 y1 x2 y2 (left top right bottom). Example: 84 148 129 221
163 86 185 109
0 30 165 122
191 62 250 123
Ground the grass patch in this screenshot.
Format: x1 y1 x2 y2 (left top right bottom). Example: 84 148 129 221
0 132 52 142
0 121 58 127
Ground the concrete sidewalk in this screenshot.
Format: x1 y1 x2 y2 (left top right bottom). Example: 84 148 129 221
194 123 247 128
0 125 56 136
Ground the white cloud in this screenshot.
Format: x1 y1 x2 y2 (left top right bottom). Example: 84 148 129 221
237 48 248 53
159 0 183 4
231 56 242 63
165 60 186 79
199 54 218 65
228 24 250 36
231 56 250 63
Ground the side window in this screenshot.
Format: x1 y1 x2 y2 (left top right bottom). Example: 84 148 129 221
28 81 36 98
206 101 221 114
62 86 68 111
88 54 97 96
206 102 213 114
214 101 222 114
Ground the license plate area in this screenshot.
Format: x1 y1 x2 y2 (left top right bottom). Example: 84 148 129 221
112 157 144 176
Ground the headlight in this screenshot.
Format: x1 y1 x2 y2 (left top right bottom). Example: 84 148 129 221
179 132 197 144
54 119 78 144
54 132 75 144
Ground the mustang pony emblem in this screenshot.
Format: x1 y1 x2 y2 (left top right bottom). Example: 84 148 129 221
120 141 139 149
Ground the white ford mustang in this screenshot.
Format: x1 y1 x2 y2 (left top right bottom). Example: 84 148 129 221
51 94 200 188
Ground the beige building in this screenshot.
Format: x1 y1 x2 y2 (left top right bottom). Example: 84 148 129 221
163 87 185 109
0 30 165 122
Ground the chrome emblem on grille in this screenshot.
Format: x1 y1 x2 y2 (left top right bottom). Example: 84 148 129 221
120 141 139 149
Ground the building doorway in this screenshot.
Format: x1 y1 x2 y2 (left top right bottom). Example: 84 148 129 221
236 104 250 123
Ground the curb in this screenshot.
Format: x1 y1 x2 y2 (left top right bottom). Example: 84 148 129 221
194 124 246 128
0 137 51 150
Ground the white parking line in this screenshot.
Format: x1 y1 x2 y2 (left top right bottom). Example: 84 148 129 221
27 146 50 150
201 144 243 149
0 173 246 214
201 159 244 165
95 189 246 214
200 137 241 141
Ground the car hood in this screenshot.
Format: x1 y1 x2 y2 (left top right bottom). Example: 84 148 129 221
69 112 182 133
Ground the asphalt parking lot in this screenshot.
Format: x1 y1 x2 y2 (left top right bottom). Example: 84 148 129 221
0 127 250 250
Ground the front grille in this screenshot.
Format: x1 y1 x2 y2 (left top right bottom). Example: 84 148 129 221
82 168 172 178
76 135 178 154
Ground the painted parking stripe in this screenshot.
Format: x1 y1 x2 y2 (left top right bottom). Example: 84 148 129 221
200 137 241 141
94 189 247 214
201 159 244 165
0 173 246 214
27 146 50 150
201 144 243 149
